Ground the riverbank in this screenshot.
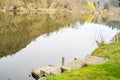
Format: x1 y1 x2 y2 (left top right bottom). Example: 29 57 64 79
45 42 120 80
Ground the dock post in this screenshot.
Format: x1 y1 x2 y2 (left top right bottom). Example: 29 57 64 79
62 57 65 66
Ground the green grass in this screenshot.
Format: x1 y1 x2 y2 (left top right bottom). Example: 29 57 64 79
45 42 120 80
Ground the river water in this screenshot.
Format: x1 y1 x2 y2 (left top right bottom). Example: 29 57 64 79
0 13 120 80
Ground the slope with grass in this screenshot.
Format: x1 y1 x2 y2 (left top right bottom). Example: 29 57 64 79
45 42 120 80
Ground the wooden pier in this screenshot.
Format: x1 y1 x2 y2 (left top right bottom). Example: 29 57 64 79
31 56 108 80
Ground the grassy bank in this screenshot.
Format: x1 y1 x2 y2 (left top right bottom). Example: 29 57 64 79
45 42 120 80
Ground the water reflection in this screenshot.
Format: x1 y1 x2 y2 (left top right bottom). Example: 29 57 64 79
0 13 81 58
0 13 120 80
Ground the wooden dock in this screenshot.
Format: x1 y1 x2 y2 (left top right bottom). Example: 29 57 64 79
32 56 108 80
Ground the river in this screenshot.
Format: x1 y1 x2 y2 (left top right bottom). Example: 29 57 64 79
0 13 120 80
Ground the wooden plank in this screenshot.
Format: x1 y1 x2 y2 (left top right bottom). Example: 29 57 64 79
38 77 45 80
49 66 61 75
31 65 54 79
41 66 61 76
61 59 83 72
83 56 108 66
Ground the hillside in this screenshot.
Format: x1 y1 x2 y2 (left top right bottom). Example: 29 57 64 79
0 0 87 12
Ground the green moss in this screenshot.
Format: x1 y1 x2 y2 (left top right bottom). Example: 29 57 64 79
45 42 120 80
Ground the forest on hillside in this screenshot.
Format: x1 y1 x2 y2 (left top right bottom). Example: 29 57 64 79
0 0 119 13
0 0 87 12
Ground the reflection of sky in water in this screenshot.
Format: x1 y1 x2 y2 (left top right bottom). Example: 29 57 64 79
0 22 119 80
